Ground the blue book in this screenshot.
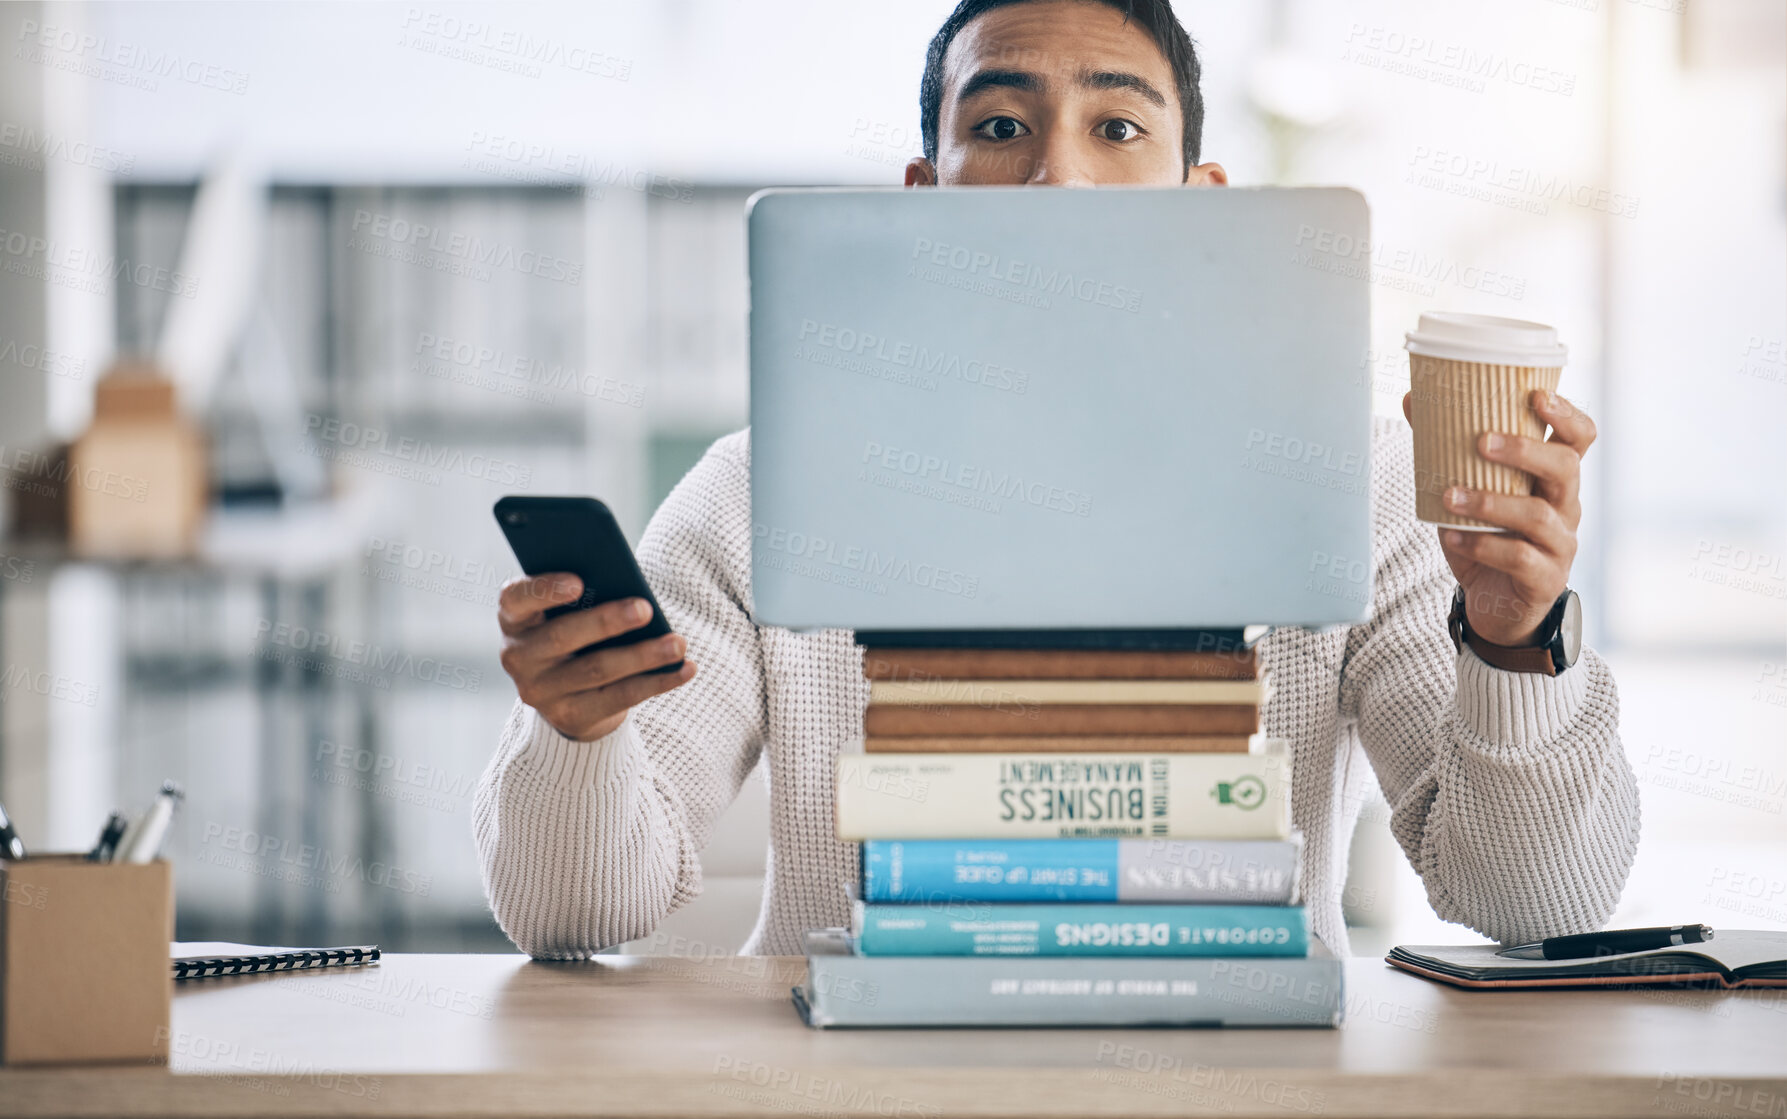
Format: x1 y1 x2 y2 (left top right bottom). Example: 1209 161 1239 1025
852 901 1309 957
860 837 1301 904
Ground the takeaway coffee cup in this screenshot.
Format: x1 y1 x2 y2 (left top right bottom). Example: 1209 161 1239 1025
1405 312 1567 531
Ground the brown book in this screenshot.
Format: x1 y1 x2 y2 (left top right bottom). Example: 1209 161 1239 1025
869 678 1268 706
863 735 1256 753
861 646 1259 681
863 703 1261 737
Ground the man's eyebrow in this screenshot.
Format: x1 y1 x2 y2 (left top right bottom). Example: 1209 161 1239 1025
957 68 1043 103
1078 69 1167 108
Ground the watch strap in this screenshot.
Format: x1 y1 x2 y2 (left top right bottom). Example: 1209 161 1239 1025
1460 629 1559 676
1448 588 1561 677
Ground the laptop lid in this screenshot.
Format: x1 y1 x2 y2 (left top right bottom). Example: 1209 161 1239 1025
747 185 1372 631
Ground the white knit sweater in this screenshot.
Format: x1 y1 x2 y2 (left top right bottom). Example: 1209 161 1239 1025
473 418 1641 958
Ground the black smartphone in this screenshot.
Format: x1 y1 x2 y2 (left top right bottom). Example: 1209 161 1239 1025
493 496 682 673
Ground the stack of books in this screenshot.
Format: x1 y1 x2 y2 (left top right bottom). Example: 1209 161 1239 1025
795 638 1344 1028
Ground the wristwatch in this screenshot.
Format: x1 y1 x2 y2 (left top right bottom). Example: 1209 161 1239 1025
1448 585 1582 677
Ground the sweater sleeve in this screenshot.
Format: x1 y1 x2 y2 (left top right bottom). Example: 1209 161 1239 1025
1338 418 1641 946
472 434 766 958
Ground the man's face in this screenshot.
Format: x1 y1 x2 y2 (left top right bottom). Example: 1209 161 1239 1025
907 0 1226 188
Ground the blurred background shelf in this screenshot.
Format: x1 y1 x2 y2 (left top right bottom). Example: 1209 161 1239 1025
0 0 1780 959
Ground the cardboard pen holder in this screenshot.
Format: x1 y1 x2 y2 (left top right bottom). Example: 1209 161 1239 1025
0 855 172 1066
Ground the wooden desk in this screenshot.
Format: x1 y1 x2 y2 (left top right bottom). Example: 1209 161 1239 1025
3 952 1783 1118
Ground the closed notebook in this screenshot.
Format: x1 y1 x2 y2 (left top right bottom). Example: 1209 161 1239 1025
1387 932 1787 989
172 941 380 981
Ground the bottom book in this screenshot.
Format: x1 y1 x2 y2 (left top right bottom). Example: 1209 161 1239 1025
795 929 1343 1028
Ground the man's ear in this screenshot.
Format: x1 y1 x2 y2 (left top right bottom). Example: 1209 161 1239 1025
1184 161 1229 186
905 157 938 187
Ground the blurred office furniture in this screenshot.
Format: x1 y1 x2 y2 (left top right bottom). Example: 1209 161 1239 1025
4 952 1785 1114
68 365 207 559
0 183 761 952
0 0 1777 962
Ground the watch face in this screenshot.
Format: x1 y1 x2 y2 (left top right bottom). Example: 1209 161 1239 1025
1558 592 1583 666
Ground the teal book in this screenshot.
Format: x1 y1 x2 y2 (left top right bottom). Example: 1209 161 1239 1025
852 900 1309 957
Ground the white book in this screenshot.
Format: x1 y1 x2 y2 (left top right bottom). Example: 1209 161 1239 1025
835 742 1292 841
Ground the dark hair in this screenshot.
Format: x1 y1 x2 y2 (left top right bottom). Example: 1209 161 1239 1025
919 0 1205 172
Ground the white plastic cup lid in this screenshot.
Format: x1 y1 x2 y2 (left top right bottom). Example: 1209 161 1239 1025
1404 312 1568 366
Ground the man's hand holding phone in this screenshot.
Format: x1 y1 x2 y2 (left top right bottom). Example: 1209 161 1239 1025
497 575 696 742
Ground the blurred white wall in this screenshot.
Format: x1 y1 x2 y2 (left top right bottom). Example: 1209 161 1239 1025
81 1 941 182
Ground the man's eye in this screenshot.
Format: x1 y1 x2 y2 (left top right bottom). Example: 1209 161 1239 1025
1100 119 1145 142
973 117 1029 141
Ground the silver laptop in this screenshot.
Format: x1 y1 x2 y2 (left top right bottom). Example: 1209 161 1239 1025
747 186 1372 632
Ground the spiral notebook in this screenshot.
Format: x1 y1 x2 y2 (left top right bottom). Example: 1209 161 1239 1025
172 941 380 981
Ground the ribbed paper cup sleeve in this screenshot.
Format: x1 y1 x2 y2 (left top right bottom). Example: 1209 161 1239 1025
1408 353 1562 530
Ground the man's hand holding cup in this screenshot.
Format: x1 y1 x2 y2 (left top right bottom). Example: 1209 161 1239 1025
1402 313 1593 647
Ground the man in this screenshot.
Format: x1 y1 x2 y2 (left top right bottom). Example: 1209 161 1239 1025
474 0 1639 958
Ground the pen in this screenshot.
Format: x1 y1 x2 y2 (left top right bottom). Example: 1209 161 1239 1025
0 799 23 860
87 812 129 862
1497 924 1713 961
117 781 184 863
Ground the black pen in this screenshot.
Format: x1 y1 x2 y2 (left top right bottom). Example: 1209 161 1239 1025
88 812 129 862
0 799 24 860
1498 924 1713 960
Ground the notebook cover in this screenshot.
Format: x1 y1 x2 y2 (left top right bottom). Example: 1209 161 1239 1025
1386 958 1787 990
1386 932 1787 990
